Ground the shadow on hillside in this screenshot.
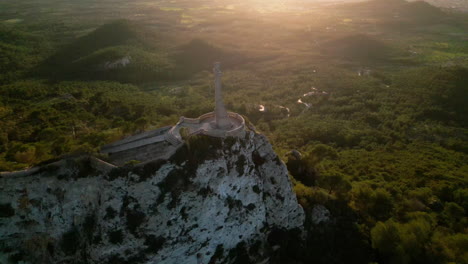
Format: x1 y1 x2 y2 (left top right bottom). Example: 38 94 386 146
31 20 248 84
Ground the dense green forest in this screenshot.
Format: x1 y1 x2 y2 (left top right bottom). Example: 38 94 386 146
0 0 467 263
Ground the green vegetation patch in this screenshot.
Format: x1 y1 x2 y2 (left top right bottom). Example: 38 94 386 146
322 34 400 63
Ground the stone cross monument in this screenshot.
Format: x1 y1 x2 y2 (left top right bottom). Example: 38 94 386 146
101 62 246 157
213 62 232 129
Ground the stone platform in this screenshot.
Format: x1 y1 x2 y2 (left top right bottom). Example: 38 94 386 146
166 111 245 145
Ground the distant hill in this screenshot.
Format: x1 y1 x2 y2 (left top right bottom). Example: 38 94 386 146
402 1 446 20
332 0 467 11
322 34 396 62
420 0 468 12
345 0 447 23
36 21 245 82
357 0 407 7
36 20 174 83
172 39 245 76
54 20 141 62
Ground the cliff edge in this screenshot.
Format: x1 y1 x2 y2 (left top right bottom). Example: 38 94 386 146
0 131 304 264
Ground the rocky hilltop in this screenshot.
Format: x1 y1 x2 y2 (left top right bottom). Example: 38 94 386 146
0 131 305 264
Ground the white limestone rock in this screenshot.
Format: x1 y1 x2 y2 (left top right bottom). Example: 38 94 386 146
311 205 331 225
104 56 131 70
0 131 304 264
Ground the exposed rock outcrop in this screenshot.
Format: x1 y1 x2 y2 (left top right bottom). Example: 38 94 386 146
0 131 304 264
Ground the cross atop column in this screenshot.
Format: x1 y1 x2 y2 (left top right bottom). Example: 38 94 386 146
213 62 232 130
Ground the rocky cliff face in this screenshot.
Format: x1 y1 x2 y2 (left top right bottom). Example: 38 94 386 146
0 131 305 264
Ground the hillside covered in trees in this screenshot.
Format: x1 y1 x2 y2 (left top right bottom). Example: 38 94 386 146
0 0 467 263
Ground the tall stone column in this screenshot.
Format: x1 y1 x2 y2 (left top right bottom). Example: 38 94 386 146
214 62 231 129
